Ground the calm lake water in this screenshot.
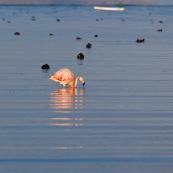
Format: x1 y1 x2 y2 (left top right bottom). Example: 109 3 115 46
0 5 173 173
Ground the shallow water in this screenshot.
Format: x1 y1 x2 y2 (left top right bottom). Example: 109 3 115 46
0 5 173 173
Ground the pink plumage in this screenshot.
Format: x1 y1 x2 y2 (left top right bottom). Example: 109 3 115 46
53 68 74 82
49 68 85 88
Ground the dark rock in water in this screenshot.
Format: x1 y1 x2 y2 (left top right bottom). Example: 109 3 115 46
157 29 163 32
41 64 50 70
136 38 145 43
86 43 92 48
159 20 163 23
94 34 98 37
76 37 82 40
56 19 60 22
77 53 84 60
14 32 20 35
96 18 103 22
49 33 54 36
31 16 36 21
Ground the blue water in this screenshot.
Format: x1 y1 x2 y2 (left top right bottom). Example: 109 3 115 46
0 5 173 173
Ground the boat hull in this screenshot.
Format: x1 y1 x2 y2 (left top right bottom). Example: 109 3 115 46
94 6 125 11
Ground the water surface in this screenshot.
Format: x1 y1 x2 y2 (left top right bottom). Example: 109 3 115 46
0 5 173 173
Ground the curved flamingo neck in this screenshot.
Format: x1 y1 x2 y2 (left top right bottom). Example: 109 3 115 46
75 77 80 87
68 77 79 88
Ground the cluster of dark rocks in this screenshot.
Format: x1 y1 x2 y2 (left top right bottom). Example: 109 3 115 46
40 28 99 69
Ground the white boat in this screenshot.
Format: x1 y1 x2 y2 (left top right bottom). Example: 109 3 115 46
94 6 124 11
94 0 125 12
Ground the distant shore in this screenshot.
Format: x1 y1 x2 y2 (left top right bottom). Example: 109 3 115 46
0 4 172 7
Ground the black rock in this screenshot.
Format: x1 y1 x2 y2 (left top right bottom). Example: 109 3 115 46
76 37 82 40
94 34 98 37
77 53 84 60
31 16 36 21
136 39 145 43
41 64 50 69
157 29 163 32
14 32 20 35
86 43 92 48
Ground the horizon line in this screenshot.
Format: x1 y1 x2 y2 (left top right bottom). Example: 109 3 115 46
0 3 172 6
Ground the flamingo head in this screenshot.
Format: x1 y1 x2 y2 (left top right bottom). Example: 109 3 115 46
78 77 85 87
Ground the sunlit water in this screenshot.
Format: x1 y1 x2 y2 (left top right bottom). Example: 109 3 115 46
0 5 173 173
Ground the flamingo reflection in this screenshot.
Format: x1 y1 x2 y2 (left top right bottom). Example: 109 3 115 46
50 88 85 126
50 88 85 113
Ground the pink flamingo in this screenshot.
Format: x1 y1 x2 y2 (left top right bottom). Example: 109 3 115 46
49 68 85 88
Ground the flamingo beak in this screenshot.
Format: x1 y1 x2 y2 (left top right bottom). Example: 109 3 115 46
83 82 85 86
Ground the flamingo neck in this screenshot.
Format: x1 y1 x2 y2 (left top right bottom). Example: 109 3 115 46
74 77 80 88
68 77 79 88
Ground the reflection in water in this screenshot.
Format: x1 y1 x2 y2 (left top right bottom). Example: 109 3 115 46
50 88 85 126
50 146 84 150
50 88 85 113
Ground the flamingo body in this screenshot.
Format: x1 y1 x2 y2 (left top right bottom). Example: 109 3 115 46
49 68 85 88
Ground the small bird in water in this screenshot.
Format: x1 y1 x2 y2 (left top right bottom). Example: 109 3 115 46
49 68 85 88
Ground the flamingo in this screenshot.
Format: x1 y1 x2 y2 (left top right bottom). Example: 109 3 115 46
49 68 85 88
